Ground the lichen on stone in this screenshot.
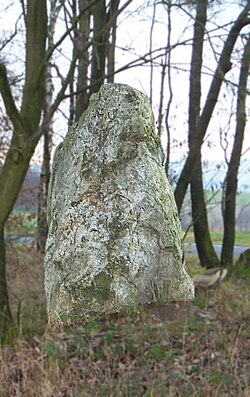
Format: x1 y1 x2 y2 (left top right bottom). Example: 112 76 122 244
44 83 194 326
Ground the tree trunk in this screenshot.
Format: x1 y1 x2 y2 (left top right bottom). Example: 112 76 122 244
221 34 250 268
21 0 47 131
37 128 51 253
191 156 220 268
75 0 90 121
0 0 47 339
188 0 219 267
89 0 108 95
37 0 62 252
107 0 120 83
174 3 250 213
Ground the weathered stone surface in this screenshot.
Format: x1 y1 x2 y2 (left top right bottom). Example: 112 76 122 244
236 249 250 267
44 83 194 325
234 249 250 280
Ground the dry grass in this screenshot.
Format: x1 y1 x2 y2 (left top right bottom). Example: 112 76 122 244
6 244 46 337
1 246 250 397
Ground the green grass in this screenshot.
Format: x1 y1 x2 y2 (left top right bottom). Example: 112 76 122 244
7 205 250 248
211 231 250 246
1 247 250 396
5 210 37 237
184 230 250 247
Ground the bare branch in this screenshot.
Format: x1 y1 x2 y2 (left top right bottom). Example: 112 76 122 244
0 63 25 135
31 50 78 143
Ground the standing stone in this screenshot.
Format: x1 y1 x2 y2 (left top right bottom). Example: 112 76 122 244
44 83 194 325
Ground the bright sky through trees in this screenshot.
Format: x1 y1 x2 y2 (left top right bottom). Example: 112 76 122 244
0 0 249 164
115 0 250 163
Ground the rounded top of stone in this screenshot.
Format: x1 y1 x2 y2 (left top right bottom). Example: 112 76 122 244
89 83 149 105
93 82 144 93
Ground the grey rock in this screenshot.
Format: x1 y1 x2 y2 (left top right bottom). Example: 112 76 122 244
44 83 194 325
236 248 250 267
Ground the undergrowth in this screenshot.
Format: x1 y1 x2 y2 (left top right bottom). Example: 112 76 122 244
1 245 250 397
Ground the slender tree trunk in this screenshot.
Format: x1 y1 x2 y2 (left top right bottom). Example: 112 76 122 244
89 0 108 96
221 34 250 268
164 2 173 176
68 0 78 127
76 0 121 117
191 156 220 267
75 0 90 121
37 0 60 253
37 127 52 253
188 0 219 268
107 0 120 82
174 3 250 213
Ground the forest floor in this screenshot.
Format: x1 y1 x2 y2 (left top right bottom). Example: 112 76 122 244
0 245 250 397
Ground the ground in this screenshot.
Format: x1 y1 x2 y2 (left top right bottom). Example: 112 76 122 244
0 245 250 397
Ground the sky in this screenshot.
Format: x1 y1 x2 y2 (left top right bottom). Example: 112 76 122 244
115 0 250 163
0 0 250 170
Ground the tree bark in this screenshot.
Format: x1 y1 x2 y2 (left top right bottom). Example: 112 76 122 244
221 34 250 268
37 126 52 253
174 3 250 213
0 0 47 338
21 0 48 132
75 0 121 117
89 0 107 95
75 0 90 121
37 0 60 253
188 0 219 268
107 0 120 82
191 156 220 267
